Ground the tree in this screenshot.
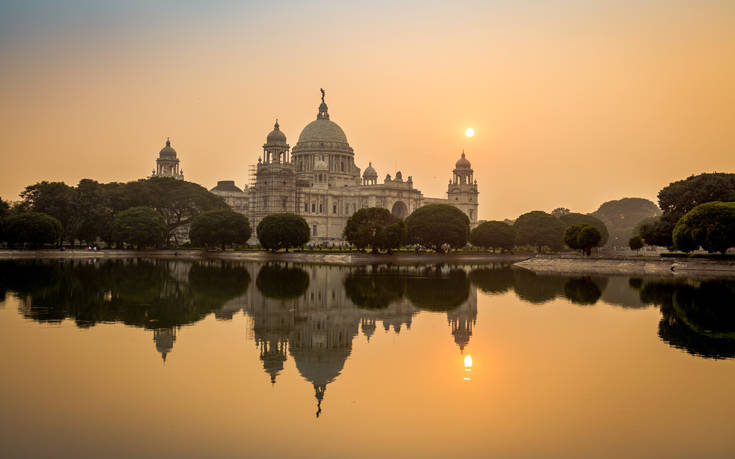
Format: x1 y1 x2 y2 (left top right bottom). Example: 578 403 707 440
513 211 565 252
190 209 252 250
563 223 585 250
592 197 660 247
256 213 310 252
558 212 609 246
405 204 469 252
20 181 76 244
72 179 112 245
639 216 674 247
644 173 735 248
551 207 570 217
343 207 403 252
133 178 228 243
629 235 644 251
577 225 602 253
112 206 167 249
0 197 9 243
470 220 516 251
673 201 735 254
3 212 62 248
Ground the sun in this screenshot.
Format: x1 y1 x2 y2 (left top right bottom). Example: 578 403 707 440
465 127 475 137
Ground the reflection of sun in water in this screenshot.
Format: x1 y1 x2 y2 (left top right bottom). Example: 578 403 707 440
463 354 473 381
465 127 475 137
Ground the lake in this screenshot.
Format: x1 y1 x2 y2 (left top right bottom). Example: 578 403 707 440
0 258 733 458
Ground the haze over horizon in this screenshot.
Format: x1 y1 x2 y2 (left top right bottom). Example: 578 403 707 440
1 0 733 220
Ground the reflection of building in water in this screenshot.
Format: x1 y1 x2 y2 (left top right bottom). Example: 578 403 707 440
153 328 178 362
447 296 477 353
231 263 478 417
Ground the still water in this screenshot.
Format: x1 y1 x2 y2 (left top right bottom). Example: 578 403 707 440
0 259 733 458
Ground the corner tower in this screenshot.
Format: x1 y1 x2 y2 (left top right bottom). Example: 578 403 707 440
153 138 184 180
252 120 297 227
448 151 479 224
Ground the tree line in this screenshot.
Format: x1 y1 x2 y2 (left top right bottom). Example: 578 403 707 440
636 172 735 254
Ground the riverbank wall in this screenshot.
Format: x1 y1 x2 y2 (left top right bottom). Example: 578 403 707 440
514 255 735 277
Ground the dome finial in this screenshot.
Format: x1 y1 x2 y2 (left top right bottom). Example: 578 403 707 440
317 88 329 120
274 118 279 129
166 137 170 147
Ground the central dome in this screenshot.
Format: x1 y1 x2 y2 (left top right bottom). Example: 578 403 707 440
297 118 348 144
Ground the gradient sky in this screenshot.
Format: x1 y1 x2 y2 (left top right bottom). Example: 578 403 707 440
1 0 733 220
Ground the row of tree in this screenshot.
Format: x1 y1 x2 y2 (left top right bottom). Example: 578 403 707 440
0 177 228 247
637 173 735 254
0 177 231 247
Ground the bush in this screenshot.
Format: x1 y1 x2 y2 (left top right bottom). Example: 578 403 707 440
256 213 310 252
629 235 644 251
190 209 251 250
564 223 602 254
113 206 167 249
3 212 62 247
470 221 516 251
405 204 469 252
673 201 735 254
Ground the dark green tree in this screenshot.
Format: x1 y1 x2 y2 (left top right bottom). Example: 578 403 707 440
514 211 565 252
72 179 112 245
3 212 62 248
639 216 674 247
628 235 644 251
405 204 469 252
673 201 735 254
190 209 252 250
112 206 167 249
257 213 310 252
20 181 76 244
343 207 403 252
563 223 585 250
558 213 609 246
643 173 735 247
0 197 9 243
127 178 228 243
577 225 602 253
470 221 516 251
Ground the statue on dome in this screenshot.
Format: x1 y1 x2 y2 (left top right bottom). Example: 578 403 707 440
320 88 325 102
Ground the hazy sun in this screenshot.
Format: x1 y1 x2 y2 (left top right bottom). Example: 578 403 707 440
465 127 475 137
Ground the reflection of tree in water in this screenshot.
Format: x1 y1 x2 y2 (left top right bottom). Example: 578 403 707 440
255 263 309 299
563 277 608 305
405 266 470 311
512 269 567 304
0 259 253 361
343 266 405 309
469 266 514 295
642 279 735 359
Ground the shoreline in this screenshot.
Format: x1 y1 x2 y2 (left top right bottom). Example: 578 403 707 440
0 249 531 266
514 255 735 278
2 249 734 275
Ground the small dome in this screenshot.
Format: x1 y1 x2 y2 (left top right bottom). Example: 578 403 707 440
363 162 377 178
266 120 287 145
159 138 177 159
455 151 471 169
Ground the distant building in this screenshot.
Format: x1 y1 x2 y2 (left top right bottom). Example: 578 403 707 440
211 91 479 241
152 138 184 180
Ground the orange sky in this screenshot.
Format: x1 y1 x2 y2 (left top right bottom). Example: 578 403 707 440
1 1 733 220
